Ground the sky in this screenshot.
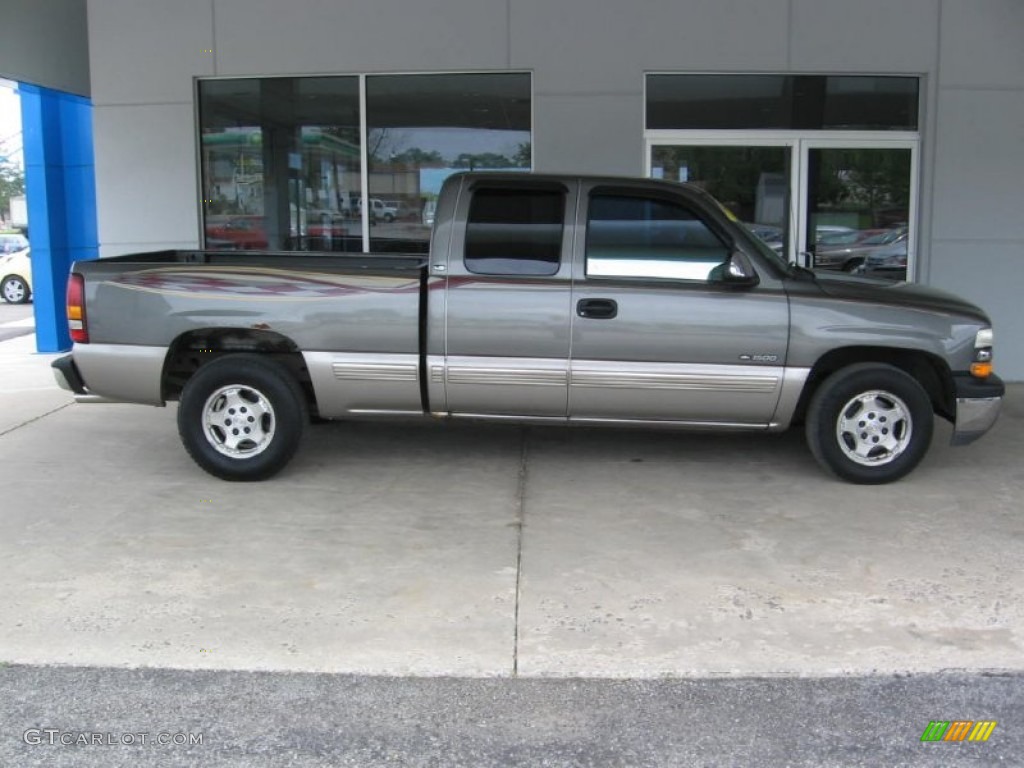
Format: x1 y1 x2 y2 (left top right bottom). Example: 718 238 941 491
0 81 23 167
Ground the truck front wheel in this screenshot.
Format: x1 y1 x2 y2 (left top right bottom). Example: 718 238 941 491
177 355 308 481
805 363 934 484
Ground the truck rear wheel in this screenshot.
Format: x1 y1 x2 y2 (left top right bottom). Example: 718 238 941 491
177 354 308 481
805 363 933 484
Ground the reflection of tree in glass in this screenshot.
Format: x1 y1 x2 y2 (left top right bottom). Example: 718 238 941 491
389 147 444 166
813 149 911 227
0 160 24 219
453 152 515 169
654 146 786 222
513 142 531 168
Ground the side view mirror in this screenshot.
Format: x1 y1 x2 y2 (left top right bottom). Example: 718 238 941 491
713 251 759 287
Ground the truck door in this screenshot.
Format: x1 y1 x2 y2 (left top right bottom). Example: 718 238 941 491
568 182 791 426
431 177 576 418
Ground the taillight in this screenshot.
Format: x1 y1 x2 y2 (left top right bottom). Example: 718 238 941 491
67 273 89 343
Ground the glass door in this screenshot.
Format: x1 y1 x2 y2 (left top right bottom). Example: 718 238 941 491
802 142 917 280
649 137 918 281
650 142 796 263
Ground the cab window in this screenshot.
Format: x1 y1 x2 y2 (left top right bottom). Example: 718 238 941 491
586 194 729 281
464 188 564 276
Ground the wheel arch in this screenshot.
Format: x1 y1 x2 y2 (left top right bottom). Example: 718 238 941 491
793 346 955 426
162 328 318 414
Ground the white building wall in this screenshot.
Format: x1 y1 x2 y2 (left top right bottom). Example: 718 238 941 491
0 0 90 96
929 0 1024 380
86 0 1024 377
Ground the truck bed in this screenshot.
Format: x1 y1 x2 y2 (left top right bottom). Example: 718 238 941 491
73 249 430 353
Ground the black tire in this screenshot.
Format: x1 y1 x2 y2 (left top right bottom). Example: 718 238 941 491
841 258 864 273
805 363 934 484
1 275 31 304
177 354 308 481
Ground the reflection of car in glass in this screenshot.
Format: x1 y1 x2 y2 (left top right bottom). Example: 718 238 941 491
205 217 267 250
859 240 909 281
0 247 32 304
744 223 784 254
814 227 907 272
357 198 399 223
0 233 29 254
814 225 855 241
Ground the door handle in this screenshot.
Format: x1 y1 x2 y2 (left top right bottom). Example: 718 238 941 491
577 298 618 319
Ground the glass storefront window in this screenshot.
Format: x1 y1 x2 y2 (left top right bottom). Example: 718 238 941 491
647 75 918 131
198 72 532 254
366 73 532 253
199 77 362 252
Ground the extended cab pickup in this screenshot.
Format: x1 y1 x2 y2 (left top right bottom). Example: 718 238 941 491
53 173 1004 483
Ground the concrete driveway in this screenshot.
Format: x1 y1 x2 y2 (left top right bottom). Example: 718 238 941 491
1 332 1022 680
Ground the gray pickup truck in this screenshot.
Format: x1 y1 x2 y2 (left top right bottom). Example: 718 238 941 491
53 172 1004 484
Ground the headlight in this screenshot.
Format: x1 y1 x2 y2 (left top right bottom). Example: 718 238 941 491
971 328 994 378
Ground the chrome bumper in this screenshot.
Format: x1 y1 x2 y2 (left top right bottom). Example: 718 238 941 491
951 374 1005 446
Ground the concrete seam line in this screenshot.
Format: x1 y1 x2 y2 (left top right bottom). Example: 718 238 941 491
512 427 529 677
0 401 73 438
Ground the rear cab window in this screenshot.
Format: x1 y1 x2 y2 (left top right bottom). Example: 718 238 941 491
464 187 565 276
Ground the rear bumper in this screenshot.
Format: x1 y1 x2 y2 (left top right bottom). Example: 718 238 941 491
52 353 125 404
951 373 1005 446
53 354 87 394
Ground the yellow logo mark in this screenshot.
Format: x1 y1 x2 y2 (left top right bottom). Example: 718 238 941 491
968 721 998 742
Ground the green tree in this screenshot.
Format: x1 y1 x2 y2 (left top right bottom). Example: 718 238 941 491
453 152 514 169
512 142 532 168
0 160 25 223
390 147 444 166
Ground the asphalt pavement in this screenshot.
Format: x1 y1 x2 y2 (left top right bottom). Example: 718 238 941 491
1 665 1020 767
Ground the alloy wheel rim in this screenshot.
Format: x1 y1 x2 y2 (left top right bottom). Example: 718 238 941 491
3 279 25 302
201 384 276 458
836 389 912 466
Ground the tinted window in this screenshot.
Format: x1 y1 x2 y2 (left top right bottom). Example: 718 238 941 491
646 74 918 131
586 194 729 281
465 188 564 276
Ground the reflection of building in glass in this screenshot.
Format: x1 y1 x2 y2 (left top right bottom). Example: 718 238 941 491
198 72 531 253
201 128 361 217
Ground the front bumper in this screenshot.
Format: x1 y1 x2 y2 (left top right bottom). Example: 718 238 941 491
951 373 1005 446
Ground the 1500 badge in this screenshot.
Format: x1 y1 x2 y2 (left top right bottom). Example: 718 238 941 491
739 354 779 363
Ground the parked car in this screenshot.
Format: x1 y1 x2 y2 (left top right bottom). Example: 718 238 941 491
205 216 267 250
744 223 785 254
814 227 907 272
814 225 855 241
53 172 1003 485
0 233 29 254
356 198 399 223
0 247 32 304
859 239 909 280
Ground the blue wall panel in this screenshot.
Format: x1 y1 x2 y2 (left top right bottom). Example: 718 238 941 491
20 84 97 353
